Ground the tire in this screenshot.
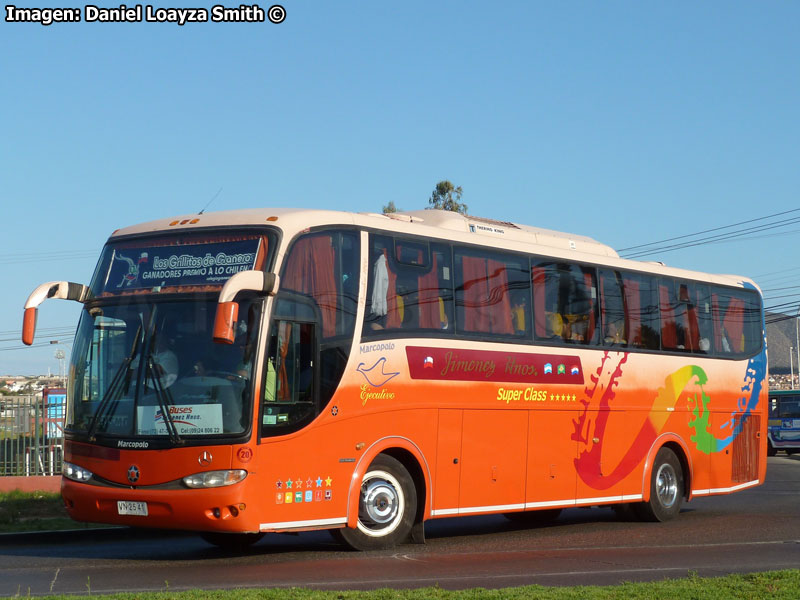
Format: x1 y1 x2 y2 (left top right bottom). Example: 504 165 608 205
504 509 562 524
767 442 777 457
335 454 417 551
634 447 684 522
200 531 264 550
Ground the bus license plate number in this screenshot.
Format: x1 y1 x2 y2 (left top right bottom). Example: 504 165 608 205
117 501 148 516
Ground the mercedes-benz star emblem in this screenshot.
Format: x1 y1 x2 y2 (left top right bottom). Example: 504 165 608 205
127 465 140 484
198 451 213 466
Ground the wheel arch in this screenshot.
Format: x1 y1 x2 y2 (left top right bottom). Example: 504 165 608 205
346 436 431 531
641 434 693 503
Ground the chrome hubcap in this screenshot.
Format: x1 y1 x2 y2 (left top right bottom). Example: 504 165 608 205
356 468 405 537
656 463 678 508
362 479 399 526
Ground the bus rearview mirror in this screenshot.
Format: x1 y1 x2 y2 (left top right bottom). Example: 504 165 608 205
213 271 278 345
22 281 90 345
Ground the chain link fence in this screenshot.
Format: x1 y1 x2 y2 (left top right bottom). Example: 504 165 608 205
0 391 65 477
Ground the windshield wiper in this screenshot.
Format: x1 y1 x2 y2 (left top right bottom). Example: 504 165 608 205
146 355 183 445
87 325 141 441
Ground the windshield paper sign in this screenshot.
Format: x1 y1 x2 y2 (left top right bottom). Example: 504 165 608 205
136 404 223 436
107 239 260 291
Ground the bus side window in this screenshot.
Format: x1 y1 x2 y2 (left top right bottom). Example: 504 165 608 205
711 289 761 355
454 249 528 337
599 270 627 346
533 261 597 345
363 236 454 336
622 273 660 350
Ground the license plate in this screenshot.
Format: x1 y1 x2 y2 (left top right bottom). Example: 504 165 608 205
117 500 148 516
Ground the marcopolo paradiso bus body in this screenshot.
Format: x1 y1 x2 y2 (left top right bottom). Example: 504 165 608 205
23 208 768 550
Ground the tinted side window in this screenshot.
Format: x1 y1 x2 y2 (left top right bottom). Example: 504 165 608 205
454 248 529 337
281 231 359 341
599 270 628 346
533 262 598 345
711 288 762 356
620 272 660 350
363 235 454 336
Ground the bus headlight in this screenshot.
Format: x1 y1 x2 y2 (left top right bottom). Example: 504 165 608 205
63 462 93 483
182 470 247 489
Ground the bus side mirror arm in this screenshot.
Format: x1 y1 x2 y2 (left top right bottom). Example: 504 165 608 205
213 271 279 344
22 281 91 346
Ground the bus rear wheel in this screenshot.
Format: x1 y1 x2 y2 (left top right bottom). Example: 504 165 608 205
634 447 684 522
335 454 417 551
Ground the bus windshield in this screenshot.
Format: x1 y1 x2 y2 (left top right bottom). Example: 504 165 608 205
67 296 262 443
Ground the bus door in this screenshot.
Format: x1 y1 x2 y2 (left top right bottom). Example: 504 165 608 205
261 294 318 435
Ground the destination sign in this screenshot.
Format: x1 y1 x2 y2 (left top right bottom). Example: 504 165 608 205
101 239 261 293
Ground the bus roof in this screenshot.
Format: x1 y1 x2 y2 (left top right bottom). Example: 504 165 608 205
109 207 760 292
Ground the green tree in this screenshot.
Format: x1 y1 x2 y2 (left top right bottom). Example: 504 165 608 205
382 201 398 214
428 180 467 214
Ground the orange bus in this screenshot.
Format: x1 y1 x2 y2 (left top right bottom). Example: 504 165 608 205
22 208 767 550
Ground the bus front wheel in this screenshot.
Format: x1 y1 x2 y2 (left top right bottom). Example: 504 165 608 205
335 454 417 551
635 447 684 522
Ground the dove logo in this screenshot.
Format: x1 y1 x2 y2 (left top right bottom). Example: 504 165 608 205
423 356 434 369
356 357 400 387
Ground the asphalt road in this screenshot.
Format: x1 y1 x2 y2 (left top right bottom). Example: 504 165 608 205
2 455 799 596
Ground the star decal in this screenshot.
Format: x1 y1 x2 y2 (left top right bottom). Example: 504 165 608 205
286 478 293 489
295 478 303 489
325 476 332 487
316 477 323 487
276 480 283 489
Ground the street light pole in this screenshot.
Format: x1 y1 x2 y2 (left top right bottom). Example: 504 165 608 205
795 306 800 389
791 346 795 391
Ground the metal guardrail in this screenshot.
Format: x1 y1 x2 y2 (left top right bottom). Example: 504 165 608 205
0 393 65 477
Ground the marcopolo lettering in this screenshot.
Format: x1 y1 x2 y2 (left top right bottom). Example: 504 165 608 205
117 440 149 449
360 342 395 354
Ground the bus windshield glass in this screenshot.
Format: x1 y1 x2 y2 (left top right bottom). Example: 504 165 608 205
67 296 261 441
66 229 276 443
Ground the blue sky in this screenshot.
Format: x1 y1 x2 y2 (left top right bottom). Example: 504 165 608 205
2 1 799 374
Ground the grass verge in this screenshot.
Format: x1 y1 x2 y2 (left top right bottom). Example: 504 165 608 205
23 570 800 599
0 489 100 533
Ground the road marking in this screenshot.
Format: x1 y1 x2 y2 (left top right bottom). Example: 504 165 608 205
49 568 60 593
